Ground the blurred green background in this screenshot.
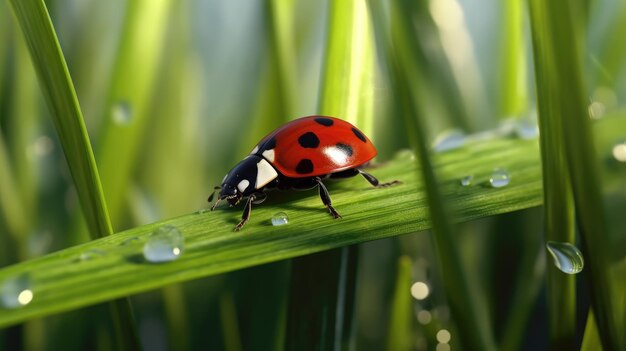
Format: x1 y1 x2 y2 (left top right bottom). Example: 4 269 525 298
1 0 626 350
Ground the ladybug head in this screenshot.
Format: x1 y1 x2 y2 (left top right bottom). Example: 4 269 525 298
209 155 278 209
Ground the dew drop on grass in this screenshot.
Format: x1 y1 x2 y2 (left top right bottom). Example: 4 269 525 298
489 168 510 188
546 241 584 274
460 175 473 186
111 101 133 125
143 225 184 263
432 130 465 152
271 212 289 226
1 274 33 309
79 249 106 261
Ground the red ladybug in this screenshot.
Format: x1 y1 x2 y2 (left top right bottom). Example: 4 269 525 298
208 116 398 231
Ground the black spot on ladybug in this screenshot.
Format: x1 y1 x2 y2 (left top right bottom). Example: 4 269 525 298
298 132 320 148
295 159 314 174
263 137 277 150
335 143 353 157
314 117 334 127
352 127 367 143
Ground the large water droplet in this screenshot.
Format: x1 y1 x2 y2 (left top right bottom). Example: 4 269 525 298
271 212 289 226
1 274 34 309
546 241 584 274
111 101 133 125
432 130 465 152
460 175 473 186
612 141 626 162
143 225 184 263
489 168 510 188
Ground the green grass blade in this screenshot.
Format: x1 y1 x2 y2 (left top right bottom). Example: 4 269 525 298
581 310 603 351
7 0 113 239
499 0 527 117
7 0 140 348
317 0 374 131
0 135 543 328
528 0 624 349
527 0 577 347
386 255 413 351
96 0 173 228
285 247 359 350
381 0 497 349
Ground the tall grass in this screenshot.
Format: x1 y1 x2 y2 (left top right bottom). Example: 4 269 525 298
1 0 625 349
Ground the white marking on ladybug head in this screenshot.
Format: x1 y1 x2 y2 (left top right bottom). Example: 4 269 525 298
237 179 250 193
262 148 275 163
250 145 259 154
256 158 278 189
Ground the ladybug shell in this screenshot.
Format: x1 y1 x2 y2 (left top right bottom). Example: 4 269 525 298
249 116 377 178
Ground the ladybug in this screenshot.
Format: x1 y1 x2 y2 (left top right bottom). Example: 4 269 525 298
208 116 398 231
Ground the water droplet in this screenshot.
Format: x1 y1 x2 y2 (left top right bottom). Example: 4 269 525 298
79 249 106 261
612 141 626 162
432 130 465 152
1 274 33 309
460 175 473 186
489 168 510 188
271 212 289 226
111 101 133 125
515 118 539 139
546 241 584 274
143 225 184 263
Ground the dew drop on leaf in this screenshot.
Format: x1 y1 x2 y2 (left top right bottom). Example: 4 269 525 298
271 212 289 226
489 168 510 188
546 241 584 274
1 274 34 309
143 225 184 263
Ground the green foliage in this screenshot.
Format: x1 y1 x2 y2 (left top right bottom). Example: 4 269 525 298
1 0 625 349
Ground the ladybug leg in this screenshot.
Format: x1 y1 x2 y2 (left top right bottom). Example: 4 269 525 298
358 170 401 188
234 192 265 231
315 177 342 219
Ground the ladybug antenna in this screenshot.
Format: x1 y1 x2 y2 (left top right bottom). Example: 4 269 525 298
210 198 222 211
207 186 221 203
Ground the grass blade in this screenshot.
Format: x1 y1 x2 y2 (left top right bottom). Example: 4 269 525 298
7 0 113 239
95 0 173 227
527 0 624 349
7 0 140 348
527 0 578 347
0 134 543 328
376 0 497 349
386 255 413 351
